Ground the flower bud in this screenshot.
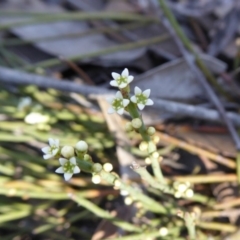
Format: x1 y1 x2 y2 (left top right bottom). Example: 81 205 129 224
147 126 156 136
125 122 133 132
83 154 92 162
75 140 88 152
92 163 102 173
131 118 142 129
103 163 113 172
139 141 148 151
61 146 75 158
92 175 101 184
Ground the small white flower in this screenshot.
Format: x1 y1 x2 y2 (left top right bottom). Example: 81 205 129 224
131 86 154 110
110 68 134 89
107 91 130 115
42 138 60 160
55 157 80 181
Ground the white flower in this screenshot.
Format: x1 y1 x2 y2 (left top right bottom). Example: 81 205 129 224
107 91 130 115
42 138 60 160
130 87 154 110
110 68 134 89
55 157 80 181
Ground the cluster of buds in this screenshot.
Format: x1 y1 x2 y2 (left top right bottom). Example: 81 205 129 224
107 68 154 115
42 139 89 181
173 181 194 199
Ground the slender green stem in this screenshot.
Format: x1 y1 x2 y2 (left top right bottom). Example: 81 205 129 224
127 101 165 183
1 22 148 46
133 165 170 193
23 34 169 71
71 194 141 232
158 0 229 98
0 12 157 31
100 170 169 214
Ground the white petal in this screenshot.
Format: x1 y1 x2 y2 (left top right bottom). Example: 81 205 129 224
116 91 123 99
43 154 52 160
134 86 141 95
64 173 73 181
146 99 154 105
138 103 145 110
42 146 50 154
48 138 54 146
122 68 129 77
73 166 80 174
117 108 124 115
54 139 60 147
106 97 114 104
52 148 59 156
119 82 127 89
130 96 137 103
122 99 130 107
108 107 116 114
70 157 77 165
111 72 120 80
127 76 134 83
55 166 64 173
143 89 151 98
110 80 118 87
59 158 68 165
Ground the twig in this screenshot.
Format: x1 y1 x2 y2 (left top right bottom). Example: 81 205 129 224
153 98 240 127
156 0 229 98
0 66 112 96
157 0 240 150
158 0 240 188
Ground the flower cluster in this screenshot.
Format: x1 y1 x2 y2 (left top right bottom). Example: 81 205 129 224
107 68 154 115
41 138 88 181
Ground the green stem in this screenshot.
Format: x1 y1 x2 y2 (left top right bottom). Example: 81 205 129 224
23 34 169 71
0 12 157 31
2 22 148 46
72 194 141 233
133 165 169 193
127 101 165 183
100 170 169 214
158 0 229 98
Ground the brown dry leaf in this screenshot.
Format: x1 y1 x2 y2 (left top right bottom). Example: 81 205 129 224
168 125 236 157
133 54 226 102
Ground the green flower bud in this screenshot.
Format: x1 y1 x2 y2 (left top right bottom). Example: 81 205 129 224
131 118 142 129
125 122 133 132
92 163 102 173
83 154 92 162
75 140 88 152
147 126 156 136
61 146 75 159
